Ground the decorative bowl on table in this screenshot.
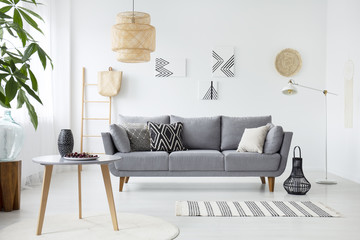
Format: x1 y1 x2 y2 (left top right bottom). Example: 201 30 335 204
63 152 99 161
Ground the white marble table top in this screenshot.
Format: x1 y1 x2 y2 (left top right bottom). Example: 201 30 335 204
32 155 121 165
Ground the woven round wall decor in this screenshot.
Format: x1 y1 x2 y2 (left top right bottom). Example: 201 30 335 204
275 48 302 77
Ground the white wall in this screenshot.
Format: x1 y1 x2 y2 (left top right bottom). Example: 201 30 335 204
327 0 360 183
59 0 328 170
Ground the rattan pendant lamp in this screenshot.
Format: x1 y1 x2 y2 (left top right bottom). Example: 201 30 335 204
111 0 156 63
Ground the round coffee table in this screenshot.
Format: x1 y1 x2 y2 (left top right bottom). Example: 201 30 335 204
32 154 121 235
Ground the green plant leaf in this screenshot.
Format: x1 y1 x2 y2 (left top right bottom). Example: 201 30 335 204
17 79 42 104
16 89 25 108
0 0 12 5
0 28 3 40
19 64 28 77
19 6 43 22
0 12 11 20
37 46 46 69
22 42 37 61
13 70 28 81
24 95 38 129
0 91 11 108
16 26 28 47
0 73 10 79
14 0 20 4
13 8 23 29
28 69 37 91
5 77 18 103
18 9 43 34
0 6 12 14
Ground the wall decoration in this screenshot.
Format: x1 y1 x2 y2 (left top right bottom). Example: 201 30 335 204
212 46 234 77
155 57 186 77
199 81 218 100
275 48 302 77
344 60 354 128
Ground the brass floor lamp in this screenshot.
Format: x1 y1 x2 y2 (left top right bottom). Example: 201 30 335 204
282 79 338 185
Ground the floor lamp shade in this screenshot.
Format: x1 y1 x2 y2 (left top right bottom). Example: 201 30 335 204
111 11 156 63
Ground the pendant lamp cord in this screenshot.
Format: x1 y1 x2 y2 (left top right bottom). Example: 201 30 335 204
132 0 135 23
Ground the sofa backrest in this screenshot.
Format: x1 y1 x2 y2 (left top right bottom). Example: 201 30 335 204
170 115 221 150
221 116 272 151
119 114 170 124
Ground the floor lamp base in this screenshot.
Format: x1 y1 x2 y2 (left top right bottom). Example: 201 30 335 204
316 179 337 185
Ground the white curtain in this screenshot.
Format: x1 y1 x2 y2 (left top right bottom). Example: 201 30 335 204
1 0 72 187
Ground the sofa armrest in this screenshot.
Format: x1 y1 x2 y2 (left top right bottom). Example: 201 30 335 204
101 132 117 155
275 131 293 176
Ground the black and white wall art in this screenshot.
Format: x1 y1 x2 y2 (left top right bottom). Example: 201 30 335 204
155 57 186 77
212 46 235 77
199 81 218 100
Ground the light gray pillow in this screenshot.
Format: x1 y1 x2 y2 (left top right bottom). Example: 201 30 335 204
122 123 151 151
263 124 284 154
170 115 221 150
237 125 271 153
109 124 131 153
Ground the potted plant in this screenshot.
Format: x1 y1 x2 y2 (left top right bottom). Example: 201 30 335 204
0 0 52 161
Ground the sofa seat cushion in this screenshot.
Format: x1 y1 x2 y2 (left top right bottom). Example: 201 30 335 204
169 150 224 171
114 151 169 171
223 150 280 172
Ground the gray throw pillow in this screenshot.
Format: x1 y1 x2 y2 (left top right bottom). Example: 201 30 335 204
109 124 131 153
122 123 151 151
263 124 284 154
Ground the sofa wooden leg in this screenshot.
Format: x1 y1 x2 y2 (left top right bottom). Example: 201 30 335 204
260 177 266 184
125 177 130 184
119 177 125 192
268 177 275 192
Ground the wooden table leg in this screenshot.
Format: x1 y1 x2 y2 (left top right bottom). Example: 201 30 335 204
100 164 119 231
36 165 53 235
78 165 82 219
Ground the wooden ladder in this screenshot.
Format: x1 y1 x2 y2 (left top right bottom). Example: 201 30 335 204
80 67 112 155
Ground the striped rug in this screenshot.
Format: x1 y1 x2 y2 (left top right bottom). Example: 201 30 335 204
175 201 340 217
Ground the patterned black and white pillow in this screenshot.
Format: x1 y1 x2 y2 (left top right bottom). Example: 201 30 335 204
147 122 186 152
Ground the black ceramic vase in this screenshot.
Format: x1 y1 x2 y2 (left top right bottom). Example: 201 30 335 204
283 146 311 195
58 129 74 157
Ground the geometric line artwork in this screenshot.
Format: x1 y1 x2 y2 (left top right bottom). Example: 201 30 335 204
212 51 224 73
155 57 186 77
175 201 341 217
155 58 173 77
212 46 235 77
199 81 218 100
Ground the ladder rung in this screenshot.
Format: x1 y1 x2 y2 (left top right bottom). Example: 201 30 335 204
83 135 102 138
83 118 109 120
85 83 97 86
85 101 110 103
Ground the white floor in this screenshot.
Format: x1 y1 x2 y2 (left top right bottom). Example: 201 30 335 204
1 166 360 239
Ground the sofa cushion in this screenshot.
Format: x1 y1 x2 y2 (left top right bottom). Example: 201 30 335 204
263 125 284 154
148 122 186 152
169 150 224 171
109 124 131 153
237 125 270 153
122 123 150 151
119 114 170 124
170 115 221 150
114 151 169 171
221 116 272 151
223 150 281 171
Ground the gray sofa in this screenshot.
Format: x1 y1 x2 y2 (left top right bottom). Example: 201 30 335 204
101 115 293 192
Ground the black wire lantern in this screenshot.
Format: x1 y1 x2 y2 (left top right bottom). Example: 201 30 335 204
283 146 311 195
